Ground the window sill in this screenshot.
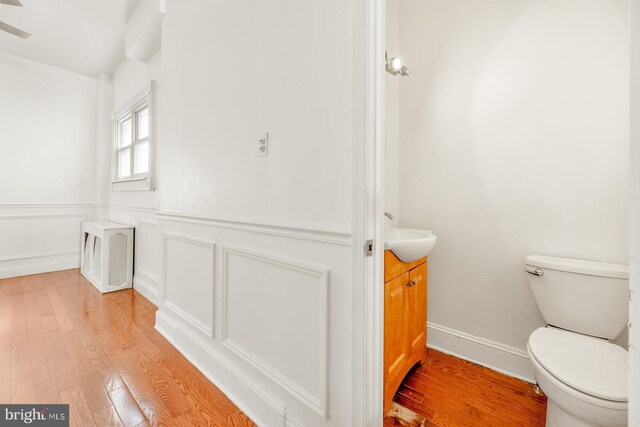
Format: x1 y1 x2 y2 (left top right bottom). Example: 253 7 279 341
111 178 154 192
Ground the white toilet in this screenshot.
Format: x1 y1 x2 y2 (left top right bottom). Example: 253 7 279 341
525 255 629 427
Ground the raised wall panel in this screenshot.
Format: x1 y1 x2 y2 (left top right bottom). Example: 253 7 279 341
163 233 215 337
136 221 161 283
0 209 91 279
221 246 328 417
0 215 84 259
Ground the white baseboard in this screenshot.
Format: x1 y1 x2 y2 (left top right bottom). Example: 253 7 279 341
0 251 80 279
155 311 287 427
133 274 159 305
427 321 535 383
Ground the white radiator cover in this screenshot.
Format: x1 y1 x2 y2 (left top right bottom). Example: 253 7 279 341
81 221 134 293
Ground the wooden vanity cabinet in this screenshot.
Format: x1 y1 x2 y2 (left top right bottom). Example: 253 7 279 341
383 251 428 416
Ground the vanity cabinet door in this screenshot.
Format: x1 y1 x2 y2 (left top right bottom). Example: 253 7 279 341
384 271 409 412
407 262 427 363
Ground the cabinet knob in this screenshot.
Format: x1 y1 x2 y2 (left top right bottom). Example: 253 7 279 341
406 280 417 287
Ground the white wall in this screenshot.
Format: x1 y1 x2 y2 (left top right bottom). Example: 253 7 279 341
0 52 97 278
396 0 629 380
629 0 640 423
150 1 358 426
0 52 97 204
158 2 352 228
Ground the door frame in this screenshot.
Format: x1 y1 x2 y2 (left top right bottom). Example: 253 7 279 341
629 0 640 423
352 0 385 425
355 1 640 425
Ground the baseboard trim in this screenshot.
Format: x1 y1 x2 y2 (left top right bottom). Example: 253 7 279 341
0 253 80 279
133 274 159 306
155 311 286 427
427 322 535 383
0 250 79 263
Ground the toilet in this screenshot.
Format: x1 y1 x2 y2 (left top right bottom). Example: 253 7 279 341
525 255 629 427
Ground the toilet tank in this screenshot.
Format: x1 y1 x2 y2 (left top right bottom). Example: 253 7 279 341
525 255 629 340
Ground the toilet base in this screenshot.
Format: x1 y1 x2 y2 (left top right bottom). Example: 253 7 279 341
546 401 598 427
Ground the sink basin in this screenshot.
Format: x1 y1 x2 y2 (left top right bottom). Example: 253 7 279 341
384 228 437 263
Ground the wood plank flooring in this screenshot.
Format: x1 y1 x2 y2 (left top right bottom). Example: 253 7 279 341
384 348 547 427
0 269 255 427
3 269 547 427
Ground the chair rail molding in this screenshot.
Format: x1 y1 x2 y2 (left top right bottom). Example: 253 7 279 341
0 213 87 220
97 203 160 214
0 203 96 209
157 210 352 246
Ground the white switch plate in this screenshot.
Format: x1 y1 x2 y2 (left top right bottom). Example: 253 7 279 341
258 133 269 157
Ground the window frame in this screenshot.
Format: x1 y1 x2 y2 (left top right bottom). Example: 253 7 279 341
111 81 155 192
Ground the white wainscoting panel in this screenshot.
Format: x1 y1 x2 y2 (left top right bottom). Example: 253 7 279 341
0 205 93 279
163 233 215 338
0 250 81 279
133 221 161 303
156 214 353 427
221 246 328 418
137 221 161 283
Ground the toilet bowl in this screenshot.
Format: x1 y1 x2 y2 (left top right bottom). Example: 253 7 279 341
527 327 627 427
525 255 629 427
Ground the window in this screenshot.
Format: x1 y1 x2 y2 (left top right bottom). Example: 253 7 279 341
112 82 154 191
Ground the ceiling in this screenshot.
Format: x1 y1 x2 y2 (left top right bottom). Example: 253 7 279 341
0 0 141 77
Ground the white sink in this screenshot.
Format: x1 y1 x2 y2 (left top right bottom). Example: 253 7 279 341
384 228 437 263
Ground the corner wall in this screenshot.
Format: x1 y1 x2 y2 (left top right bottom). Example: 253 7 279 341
397 0 629 380
0 52 98 278
98 53 163 304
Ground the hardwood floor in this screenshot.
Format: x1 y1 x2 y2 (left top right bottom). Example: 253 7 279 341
384 349 547 427
2 269 547 427
0 269 255 427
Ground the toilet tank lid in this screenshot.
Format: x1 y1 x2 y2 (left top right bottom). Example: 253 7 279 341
525 255 628 279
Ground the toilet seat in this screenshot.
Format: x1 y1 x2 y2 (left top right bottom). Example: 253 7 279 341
528 327 628 403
